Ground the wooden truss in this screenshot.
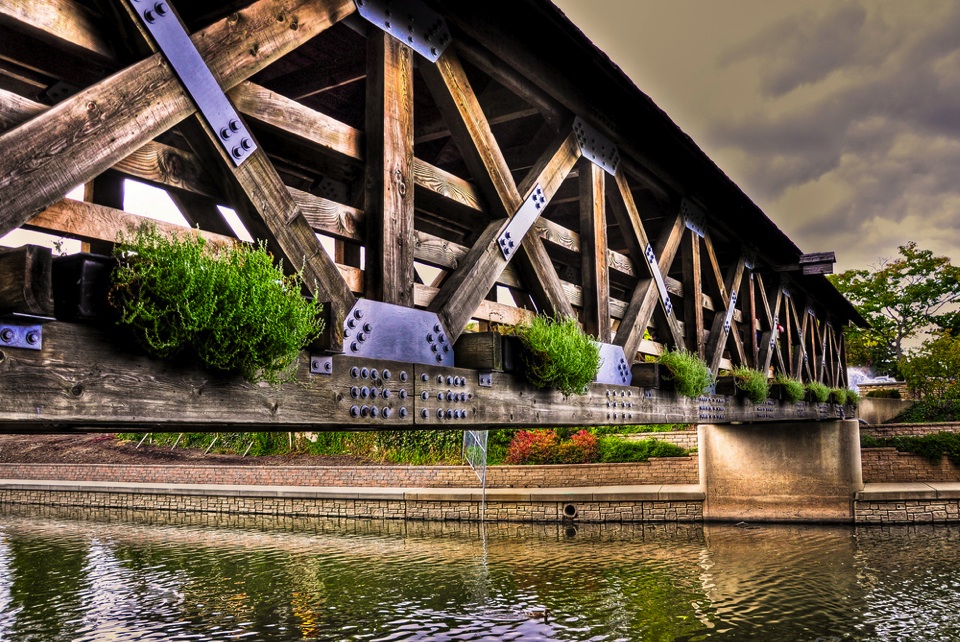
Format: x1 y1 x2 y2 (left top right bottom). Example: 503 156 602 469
0 0 861 431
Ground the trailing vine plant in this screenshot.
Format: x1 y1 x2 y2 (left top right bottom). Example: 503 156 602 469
515 314 601 396
657 349 713 399
110 225 324 384
733 366 770 404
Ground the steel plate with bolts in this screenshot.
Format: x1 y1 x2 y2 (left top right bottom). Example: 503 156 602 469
343 300 454 367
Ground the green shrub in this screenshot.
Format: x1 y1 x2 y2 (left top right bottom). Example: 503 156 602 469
865 388 902 399
733 366 769 403
806 381 830 403
110 225 323 384
861 432 960 465
831 388 849 405
658 349 713 398
516 315 600 395
892 401 960 423
774 374 805 403
596 437 686 463
847 389 860 405
590 423 691 436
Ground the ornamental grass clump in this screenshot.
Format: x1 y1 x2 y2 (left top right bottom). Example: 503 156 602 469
516 315 600 396
774 373 806 403
805 381 830 403
658 349 713 399
847 389 860 405
831 387 849 406
733 366 770 404
110 225 324 384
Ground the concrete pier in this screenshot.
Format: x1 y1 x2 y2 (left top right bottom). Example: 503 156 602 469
699 420 863 523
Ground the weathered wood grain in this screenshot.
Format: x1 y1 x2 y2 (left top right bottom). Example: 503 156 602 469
0 0 114 63
682 232 704 358
0 0 357 237
0 244 53 316
580 161 610 339
364 31 415 305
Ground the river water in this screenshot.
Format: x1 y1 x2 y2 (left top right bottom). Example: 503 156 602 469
1 505 959 641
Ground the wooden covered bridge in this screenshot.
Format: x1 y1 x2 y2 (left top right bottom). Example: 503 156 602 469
0 0 866 432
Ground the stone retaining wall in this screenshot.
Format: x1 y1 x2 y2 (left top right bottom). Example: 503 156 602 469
860 422 960 439
622 430 698 450
861 448 960 483
0 458 699 488
0 488 703 524
855 500 960 524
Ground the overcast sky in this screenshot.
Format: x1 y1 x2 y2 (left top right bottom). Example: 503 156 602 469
551 0 960 273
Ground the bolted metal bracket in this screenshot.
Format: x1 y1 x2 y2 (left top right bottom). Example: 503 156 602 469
573 117 620 176
595 343 632 386
644 244 674 316
343 300 454 367
354 0 451 62
309 355 333 375
681 198 707 238
497 184 547 260
478 372 493 388
127 0 257 166
722 291 738 333
0 319 44 351
743 248 758 271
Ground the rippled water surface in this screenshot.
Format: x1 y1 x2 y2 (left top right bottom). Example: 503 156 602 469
2 506 960 641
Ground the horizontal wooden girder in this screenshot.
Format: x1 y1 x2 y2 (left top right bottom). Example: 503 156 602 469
0 321 854 432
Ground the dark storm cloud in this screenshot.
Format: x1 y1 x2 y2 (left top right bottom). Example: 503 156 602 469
718 3 874 97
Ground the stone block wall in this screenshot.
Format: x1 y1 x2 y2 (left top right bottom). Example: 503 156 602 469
0 488 702 524
0 457 699 488
860 448 960 483
860 422 960 439
622 430 698 450
855 500 960 524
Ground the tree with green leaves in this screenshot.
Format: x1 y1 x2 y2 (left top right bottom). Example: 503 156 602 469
829 242 960 375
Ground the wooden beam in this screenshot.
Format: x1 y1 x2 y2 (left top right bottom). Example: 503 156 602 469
579 161 609 339
681 232 704 358
704 254 746 374
168 191 237 238
614 210 685 363
0 244 53 316
0 0 115 64
605 168 652 268
25 199 238 251
747 271 759 369
427 130 580 340
0 0 357 237
364 31 415 305
0 88 44 132
420 46 520 218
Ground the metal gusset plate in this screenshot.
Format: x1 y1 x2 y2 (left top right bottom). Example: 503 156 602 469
644 243 674 315
681 198 707 237
343 300 454 367
573 117 620 175
743 248 758 271
595 343 632 386
0 322 42 350
497 184 546 260
354 0 451 62
722 291 738 333
128 0 257 165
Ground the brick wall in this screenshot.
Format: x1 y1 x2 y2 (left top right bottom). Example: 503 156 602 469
0 457 699 488
0 489 702 524
622 430 698 450
861 448 960 483
861 422 960 440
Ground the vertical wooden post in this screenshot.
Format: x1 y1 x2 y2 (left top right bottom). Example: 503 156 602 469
579 161 609 340
365 30 415 306
681 231 704 358
748 270 759 369
83 174 124 254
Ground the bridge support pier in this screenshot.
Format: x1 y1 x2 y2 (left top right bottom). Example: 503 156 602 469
699 420 863 523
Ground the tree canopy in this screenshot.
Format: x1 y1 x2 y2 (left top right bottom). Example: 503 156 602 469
829 242 960 375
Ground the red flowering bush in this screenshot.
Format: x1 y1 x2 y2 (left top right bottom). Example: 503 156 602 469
505 429 598 464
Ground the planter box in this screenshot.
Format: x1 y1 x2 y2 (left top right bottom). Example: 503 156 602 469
630 362 665 389
52 253 115 322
